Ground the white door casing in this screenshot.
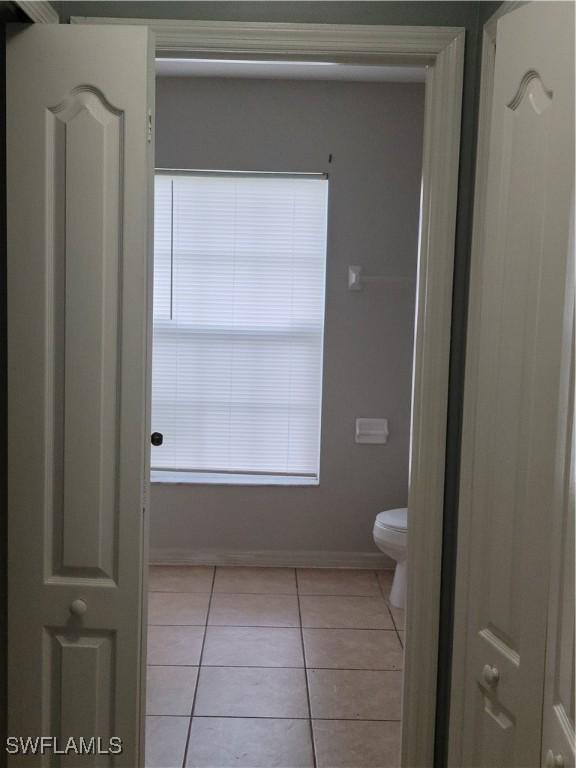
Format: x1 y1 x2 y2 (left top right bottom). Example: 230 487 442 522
451 2 575 766
7 24 154 765
71 18 466 766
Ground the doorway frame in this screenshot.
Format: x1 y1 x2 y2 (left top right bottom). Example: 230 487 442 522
447 4 524 766
25 12 464 766
78 18 465 768
448 10 500 765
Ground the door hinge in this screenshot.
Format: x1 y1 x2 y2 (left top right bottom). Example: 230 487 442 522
147 110 153 143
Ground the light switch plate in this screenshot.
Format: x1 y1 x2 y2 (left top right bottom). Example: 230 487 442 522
355 418 389 444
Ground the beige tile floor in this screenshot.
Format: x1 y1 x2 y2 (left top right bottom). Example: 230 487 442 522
146 566 404 768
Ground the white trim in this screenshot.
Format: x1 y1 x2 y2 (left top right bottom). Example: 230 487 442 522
13 1 58 24
150 548 393 570
401 29 464 768
72 18 464 767
72 17 461 60
151 471 319 486
448 4 522 767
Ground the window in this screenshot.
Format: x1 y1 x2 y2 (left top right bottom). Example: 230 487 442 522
151 171 329 485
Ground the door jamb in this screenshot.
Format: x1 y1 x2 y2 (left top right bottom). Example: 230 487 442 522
12 1 58 24
55 15 463 766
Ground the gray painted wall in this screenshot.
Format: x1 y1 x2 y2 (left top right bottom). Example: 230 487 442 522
50 0 486 552
57 1 478 28
152 76 424 557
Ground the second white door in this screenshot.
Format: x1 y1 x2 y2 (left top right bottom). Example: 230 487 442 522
451 2 575 766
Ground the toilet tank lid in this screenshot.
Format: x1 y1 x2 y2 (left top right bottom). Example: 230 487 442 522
376 508 408 531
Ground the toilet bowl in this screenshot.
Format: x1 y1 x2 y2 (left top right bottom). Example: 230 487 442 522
373 507 408 609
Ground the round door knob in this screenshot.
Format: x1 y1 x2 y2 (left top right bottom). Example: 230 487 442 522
482 664 500 686
151 432 163 447
545 750 564 768
70 599 87 617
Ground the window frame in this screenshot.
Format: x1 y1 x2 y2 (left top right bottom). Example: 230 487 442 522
150 168 329 486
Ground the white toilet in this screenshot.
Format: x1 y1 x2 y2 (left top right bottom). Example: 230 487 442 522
373 507 408 609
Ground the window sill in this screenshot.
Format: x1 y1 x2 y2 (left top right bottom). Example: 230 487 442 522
150 470 319 487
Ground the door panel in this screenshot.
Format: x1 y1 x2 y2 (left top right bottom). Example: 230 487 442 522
7 24 154 765
47 630 115 747
457 3 575 766
56 87 122 580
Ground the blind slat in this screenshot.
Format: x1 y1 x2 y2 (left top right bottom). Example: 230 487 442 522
151 172 328 477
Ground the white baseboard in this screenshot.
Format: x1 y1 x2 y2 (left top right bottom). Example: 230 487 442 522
150 547 394 570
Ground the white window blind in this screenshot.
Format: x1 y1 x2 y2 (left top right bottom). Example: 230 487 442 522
151 171 328 483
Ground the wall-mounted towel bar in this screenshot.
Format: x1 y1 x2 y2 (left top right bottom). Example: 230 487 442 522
348 265 412 291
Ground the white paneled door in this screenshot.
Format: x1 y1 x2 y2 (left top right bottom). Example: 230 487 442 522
457 2 574 767
7 25 154 765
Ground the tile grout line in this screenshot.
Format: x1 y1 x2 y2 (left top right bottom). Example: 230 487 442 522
147 714 402 722
374 569 404 647
391 611 404 647
295 569 319 768
149 623 399 631
149 589 388 597
151 590 389 596
147 664 403 672
181 566 217 768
